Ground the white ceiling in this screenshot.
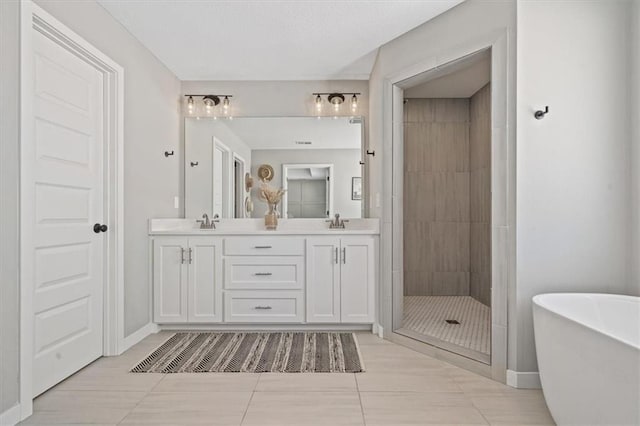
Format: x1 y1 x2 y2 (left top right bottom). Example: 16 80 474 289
404 50 491 98
204 116 362 150
96 0 464 81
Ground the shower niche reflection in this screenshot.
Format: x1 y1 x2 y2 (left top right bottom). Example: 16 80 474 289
396 49 492 364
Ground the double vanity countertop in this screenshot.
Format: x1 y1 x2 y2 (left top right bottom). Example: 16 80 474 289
148 218 381 236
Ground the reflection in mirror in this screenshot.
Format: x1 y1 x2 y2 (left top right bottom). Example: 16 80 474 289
185 116 363 219
282 164 333 218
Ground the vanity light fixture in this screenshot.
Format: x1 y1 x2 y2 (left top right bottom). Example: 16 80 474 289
312 92 360 115
183 94 233 118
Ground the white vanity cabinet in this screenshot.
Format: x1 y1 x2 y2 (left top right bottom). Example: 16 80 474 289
149 219 380 327
306 236 376 323
153 236 222 323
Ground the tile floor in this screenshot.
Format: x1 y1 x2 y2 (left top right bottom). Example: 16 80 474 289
20 331 555 425
401 296 491 357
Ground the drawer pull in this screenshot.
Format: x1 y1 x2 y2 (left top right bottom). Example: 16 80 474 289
254 245 273 249
255 272 273 276
254 306 272 310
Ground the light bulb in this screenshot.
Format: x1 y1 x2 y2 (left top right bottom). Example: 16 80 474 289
223 96 230 114
329 94 344 113
315 95 322 112
351 94 358 112
187 96 194 114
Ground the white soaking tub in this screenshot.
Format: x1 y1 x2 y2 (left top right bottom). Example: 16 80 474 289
533 293 640 426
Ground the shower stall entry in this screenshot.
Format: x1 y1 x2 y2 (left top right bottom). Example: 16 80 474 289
394 49 492 364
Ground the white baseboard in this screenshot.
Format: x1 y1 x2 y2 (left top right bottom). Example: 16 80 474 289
376 324 384 338
506 370 541 389
120 322 160 354
0 403 21 426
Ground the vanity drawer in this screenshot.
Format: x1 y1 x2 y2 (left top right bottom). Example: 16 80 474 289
224 237 304 256
224 291 304 323
224 256 304 290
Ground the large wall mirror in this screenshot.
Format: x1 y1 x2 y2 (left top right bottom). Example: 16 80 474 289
184 116 364 219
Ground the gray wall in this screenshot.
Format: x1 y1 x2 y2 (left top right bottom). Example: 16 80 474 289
631 0 640 297
0 0 21 414
372 0 635 375
250 149 362 218
516 0 633 371
469 84 491 306
34 0 182 336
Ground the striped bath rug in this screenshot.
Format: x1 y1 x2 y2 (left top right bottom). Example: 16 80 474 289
131 332 365 373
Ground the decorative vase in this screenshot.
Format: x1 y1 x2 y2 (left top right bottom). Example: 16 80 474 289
264 203 278 230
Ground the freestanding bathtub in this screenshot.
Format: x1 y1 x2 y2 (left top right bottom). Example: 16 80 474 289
532 293 640 426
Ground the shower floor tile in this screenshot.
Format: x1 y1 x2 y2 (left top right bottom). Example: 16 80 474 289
400 296 490 360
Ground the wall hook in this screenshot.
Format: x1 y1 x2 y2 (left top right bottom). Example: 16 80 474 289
366 150 375 156
164 150 174 157
190 161 199 167
359 161 365 166
534 106 549 120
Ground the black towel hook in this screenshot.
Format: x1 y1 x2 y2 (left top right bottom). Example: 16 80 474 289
164 150 174 157
534 106 549 120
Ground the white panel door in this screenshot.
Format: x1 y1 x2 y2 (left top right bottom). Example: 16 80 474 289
153 237 189 323
340 237 375 323
31 30 105 396
306 238 341 323
188 237 222 322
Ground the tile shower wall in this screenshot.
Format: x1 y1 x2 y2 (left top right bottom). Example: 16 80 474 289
469 83 492 306
403 99 471 297
403 88 491 306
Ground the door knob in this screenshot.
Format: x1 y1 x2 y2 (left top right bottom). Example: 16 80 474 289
93 223 108 233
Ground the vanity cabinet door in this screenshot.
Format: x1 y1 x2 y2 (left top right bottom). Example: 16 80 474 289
340 237 375 323
153 237 189 323
188 237 222 322
306 237 341 323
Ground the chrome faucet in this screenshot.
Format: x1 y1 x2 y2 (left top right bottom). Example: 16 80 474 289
326 213 349 229
197 213 219 229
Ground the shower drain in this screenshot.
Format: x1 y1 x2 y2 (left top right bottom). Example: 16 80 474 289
445 319 461 325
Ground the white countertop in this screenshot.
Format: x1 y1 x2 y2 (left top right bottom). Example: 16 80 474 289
148 218 380 236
